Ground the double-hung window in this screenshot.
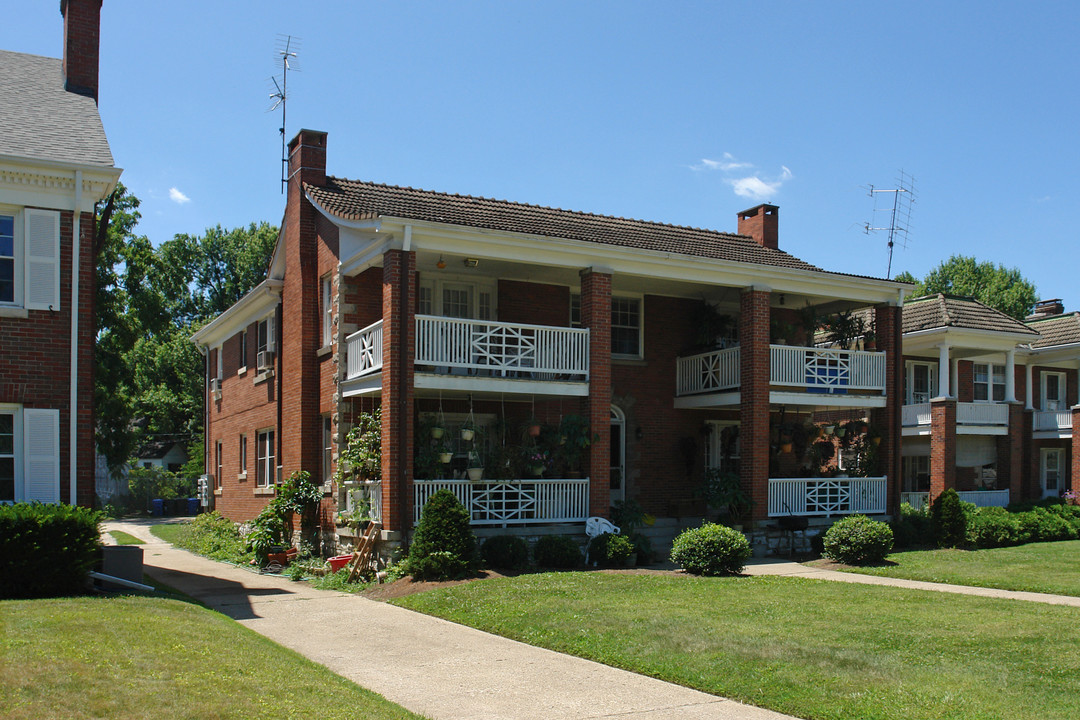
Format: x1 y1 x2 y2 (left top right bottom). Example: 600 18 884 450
571 293 643 358
238 330 248 372
321 276 332 348
1042 371 1066 411
0 404 59 503
257 316 275 354
214 441 223 489
238 434 247 477
256 429 275 487
0 208 60 311
322 416 333 484
973 363 1005 402
905 361 938 404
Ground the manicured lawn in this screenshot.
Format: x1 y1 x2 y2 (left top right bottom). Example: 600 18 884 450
107 530 144 545
148 521 187 545
394 572 1080 720
0 595 425 720
832 540 1080 597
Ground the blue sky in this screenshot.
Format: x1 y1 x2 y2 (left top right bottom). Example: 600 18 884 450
11 1 1080 309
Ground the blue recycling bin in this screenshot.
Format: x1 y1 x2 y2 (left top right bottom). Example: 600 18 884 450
187 498 200 515
151 498 164 516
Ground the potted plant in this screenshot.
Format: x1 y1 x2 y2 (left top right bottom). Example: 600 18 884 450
526 418 542 438
460 420 476 442
701 468 753 528
338 408 381 483
466 450 484 481
556 414 595 477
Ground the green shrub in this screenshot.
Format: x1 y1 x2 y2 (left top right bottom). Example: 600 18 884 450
822 515 894 565
1047 503 1080 532
930 489 968 547
175 511 248 562
533 535 582 568
589 532 636 566
1026 507 1077 542
480 535 530 569
406 490 477 580
891 502 932 549
670 523 751 576
0 502 102 598
966 507 1021 549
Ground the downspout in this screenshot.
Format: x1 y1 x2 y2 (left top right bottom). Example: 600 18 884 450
398 226 412 534
197 344 210 509
70 170 82 506
276 303 283 486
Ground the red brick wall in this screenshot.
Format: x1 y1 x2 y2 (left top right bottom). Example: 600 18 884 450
498 280 570 327
581 270 611 518
956 361 974 403
929 397 956 500
0 209 96 506
741 290 770 520
381 250 416 533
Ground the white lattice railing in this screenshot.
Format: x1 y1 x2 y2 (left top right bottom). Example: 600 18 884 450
414 478 589 526
957 402 1008 425
768 477 887 517
345 320 383 380
901 490 1010 510
676 347 740 395
415 315 589 381
1034 410 1072 432
770 346 886 392
902 403 932 426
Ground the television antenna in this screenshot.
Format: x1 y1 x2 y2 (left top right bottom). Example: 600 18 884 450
863 170 916 279
268 34 300 194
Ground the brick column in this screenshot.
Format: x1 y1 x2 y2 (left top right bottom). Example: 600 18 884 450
871 304 903 514
1002 402 1025 504
381 249 415 535
740 288 771 522
581 268 612 518
1072 405 1080 497
929 397 956 501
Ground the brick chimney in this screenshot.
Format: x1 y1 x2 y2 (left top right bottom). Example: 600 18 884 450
1028 299 1065 320
737 204 779 250
61 0 103 102
287 129 327 189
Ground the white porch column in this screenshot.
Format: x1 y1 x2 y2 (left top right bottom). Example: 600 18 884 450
951 357 959 400
1025 362 1034 410
1005 349 1016 402
937 344 951 398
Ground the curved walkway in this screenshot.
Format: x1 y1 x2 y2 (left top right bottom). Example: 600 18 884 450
102 519 799 720
742 557 1080 607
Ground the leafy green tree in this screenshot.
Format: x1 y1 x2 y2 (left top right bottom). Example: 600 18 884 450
896 255 1037 320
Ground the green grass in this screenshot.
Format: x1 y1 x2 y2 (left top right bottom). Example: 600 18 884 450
833 540 1080 597
0 595 426 720
394 572 1080 720
107 530 144 545
148 522 187 545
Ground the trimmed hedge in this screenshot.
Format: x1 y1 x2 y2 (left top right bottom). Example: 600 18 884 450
930 489 968 548
0 502 102 598
670 523 751 576
822 515 893 565
407 490 477 580
533 535 582 568
589 532 636 566
480 535 530 569
891 502 933 549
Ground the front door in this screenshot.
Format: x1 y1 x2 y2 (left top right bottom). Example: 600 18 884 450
1041 448 1064 499
610 406 625 505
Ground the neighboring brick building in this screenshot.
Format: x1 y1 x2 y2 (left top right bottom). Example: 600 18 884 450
899 295 1077 508
0 0 121 506
193 128 907 554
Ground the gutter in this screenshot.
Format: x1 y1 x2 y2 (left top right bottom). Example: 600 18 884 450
70 170 81 506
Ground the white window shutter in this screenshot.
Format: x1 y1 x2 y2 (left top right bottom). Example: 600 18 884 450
23 409 60 503
24 209 60 311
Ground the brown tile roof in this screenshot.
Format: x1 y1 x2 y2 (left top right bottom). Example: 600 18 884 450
306 177 827 272
1026 312 1080 348
902 294 1038 336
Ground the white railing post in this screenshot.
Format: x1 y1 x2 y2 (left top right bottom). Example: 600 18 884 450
769 477 887 517
769 345 886 392
413 478 590 526
345 320 384 379
675 347 740 396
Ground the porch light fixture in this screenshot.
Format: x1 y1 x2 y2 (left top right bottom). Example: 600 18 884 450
436 256 446 269
463 258 479 268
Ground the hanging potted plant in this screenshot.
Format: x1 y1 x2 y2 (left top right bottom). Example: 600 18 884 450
525 450 548 477
466 450 484 481
526 419 542 438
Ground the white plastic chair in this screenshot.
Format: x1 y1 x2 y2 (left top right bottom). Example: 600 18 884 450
584 516 621 565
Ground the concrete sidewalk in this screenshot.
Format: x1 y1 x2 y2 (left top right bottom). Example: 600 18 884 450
741 557 1080 607
102 519 799 720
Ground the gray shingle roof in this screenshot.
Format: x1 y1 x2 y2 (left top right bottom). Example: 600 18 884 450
902 294 1038 336
0 49 113 166
1026 312 1080 348
306 177 825 271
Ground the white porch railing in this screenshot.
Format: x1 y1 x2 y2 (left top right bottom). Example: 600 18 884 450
676 347 740 395
414 478 589 526
900 490 1010 509
957 402 1008 425
1034 410 1072 432
768 477 887 517
902 403 932 426
415 315 589 381
345 320 383 380
770 346 886 393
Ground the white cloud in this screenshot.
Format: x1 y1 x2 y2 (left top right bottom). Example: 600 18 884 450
169 187 191 205
692 152 752 172
726 166 793 200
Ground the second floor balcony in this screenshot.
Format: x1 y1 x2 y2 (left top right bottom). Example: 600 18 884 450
901 401 1009 433
675 345 887 408
343 315 590 397
1033 409 1072 437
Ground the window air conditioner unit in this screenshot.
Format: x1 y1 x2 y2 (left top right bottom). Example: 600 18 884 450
257 350 276 371
210 377 222 398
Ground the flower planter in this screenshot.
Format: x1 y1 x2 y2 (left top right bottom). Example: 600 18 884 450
327 555 352 573
460 428 475 441
467 467 484 481
439 452 453 463
529 465 545 477
267 547 298 567
431 427 445 439
527 424 541 437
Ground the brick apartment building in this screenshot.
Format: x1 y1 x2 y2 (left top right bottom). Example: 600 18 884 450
899 295 1079 509
0 0 121 506
193 128 909 554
